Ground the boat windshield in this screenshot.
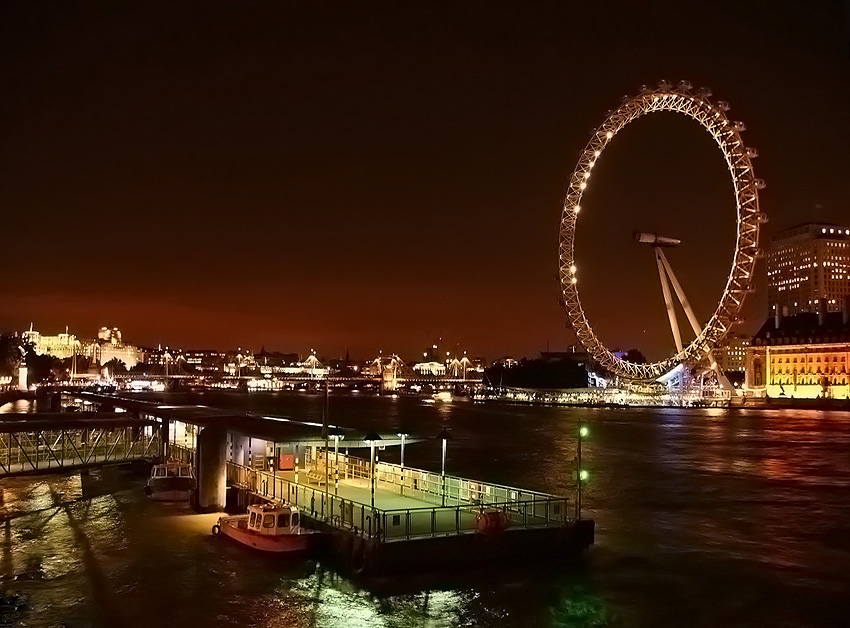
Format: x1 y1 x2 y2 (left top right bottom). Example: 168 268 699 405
292 512 299 527
277 513 290 528
263 514 275 528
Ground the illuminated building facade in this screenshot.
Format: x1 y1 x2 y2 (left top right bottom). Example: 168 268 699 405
86 327 142 369
714 332 750 374
746 311 850 399
98 327 123 344
33 333 79 359
413 361 446 376
185 350 227 373
767 223 850 316
21 325 79 359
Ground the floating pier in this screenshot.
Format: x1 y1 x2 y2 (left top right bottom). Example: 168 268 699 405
226 453 593 573
55 392 594 573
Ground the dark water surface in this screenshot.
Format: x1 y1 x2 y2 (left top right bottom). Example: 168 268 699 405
2 391 849 627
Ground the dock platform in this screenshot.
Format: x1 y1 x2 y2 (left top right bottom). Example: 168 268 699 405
59 392 594 573
225 452 593 573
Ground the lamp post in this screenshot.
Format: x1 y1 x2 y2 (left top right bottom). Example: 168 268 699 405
329 427 345 495
576 420 589 520
322 378 329 502
396 431 408 496
364 432 382 510
437 428 451 506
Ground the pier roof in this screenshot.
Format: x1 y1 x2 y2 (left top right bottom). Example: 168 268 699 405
0 412 157 433
72 392 419 447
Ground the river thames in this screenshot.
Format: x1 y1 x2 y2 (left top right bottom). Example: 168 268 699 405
2 391 849 627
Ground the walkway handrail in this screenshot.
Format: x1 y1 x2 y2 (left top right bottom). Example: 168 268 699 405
225 459 572 543
0 423 162 477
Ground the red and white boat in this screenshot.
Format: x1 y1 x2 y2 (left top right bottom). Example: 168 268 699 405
213 503 320 553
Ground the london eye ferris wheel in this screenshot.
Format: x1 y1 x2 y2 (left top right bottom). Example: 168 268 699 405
558 80 767 382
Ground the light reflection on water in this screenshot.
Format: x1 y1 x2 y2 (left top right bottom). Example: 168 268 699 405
1 393 849 627
0 399 35 414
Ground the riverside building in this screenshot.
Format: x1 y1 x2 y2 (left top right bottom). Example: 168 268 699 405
714 332 750 375
21 325 80 359
746 307 850 399
767 223 850 317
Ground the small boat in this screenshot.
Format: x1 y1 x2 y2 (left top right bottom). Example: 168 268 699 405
213 503 320 553
144 461 196 501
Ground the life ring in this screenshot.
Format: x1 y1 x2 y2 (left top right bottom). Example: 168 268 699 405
211 524 221 535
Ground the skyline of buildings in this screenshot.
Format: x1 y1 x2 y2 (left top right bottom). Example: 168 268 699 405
5 222 850 400
4 323 488 380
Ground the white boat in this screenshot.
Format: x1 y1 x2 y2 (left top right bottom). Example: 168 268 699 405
144 461 196 501
213 503 320 554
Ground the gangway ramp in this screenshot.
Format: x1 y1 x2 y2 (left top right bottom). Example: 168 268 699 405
0 413 161 477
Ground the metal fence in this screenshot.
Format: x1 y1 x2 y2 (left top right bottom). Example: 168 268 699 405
317 451 558 509
170 443 195 465
226 459 570 543
0 425 161 476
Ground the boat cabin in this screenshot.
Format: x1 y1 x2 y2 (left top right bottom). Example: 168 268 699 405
244 503 303 536
150 462 194 480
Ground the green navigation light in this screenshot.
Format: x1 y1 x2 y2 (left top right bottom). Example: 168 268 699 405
579 426 589 438
579 469 589 481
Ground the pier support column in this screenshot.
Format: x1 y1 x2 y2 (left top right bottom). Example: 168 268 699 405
197 426 227 512
159 418 170 460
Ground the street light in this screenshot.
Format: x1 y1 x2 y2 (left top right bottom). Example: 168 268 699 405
437 428 451 506
364 432 382 509
329 427 345 495
396 430 408 496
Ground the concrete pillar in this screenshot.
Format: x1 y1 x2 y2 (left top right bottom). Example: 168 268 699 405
159 419 170 460
230 433 250 467
17 363 27 392
197 426 227 512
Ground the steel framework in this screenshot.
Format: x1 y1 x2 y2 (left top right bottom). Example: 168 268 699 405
558 81 766 381
0 425 161 476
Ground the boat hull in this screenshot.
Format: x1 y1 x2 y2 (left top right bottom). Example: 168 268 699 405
146 488 194 501
216 516 319 554
144 477 195 502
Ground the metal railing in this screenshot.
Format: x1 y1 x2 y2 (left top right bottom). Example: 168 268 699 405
315 451 557 509
226 458 571 543
0 426 161 476
170 443 195 465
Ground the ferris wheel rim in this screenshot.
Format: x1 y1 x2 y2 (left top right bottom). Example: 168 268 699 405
558 82 763 382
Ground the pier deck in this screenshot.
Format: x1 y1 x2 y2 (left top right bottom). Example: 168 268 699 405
225 454 569 542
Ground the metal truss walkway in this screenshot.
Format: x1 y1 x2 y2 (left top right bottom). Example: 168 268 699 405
0 413 162 477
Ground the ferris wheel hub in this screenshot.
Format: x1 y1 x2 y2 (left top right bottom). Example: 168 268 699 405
634 233 682 248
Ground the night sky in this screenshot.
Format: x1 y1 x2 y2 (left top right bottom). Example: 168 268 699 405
1 1 848 361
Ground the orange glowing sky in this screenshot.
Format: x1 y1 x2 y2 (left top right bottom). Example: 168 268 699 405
1 1 848 360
